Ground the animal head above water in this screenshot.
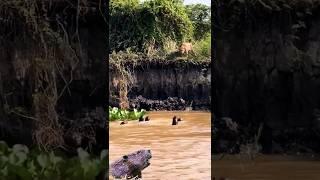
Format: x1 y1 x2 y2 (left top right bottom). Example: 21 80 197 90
110 149 152 178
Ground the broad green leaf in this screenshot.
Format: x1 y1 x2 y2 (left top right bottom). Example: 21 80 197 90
12 144 29 154
15 152 27 165
77 148 89 161
37 154 49 168
100 150 108 160
49 152 62 165
0 141 8 153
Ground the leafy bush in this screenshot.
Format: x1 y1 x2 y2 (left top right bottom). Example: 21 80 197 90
109 0 193 53
162 37 178 55
186 4 211 40
192 33 211 59
0 141 107 180
109 106 146 121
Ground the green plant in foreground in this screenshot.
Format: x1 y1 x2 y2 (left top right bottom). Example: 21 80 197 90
0 141 107 180
109 106 146 121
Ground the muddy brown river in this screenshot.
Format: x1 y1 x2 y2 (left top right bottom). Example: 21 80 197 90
109 111 211 179
213 154 320 179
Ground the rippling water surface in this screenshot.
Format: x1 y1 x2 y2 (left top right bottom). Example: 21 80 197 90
109 111 211 180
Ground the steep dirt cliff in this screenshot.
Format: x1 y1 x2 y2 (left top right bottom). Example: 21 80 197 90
109 59 211 111
213 0 320 154
0 1 107 154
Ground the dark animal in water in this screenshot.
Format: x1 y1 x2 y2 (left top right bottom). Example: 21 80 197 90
120 121 128 125
110 149 152 179
177 117 182 122
139 116 144 122
145 116 150 121
172 116 178 125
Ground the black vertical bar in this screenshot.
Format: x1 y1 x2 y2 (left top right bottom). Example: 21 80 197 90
105 0 110 179
211 0 216 178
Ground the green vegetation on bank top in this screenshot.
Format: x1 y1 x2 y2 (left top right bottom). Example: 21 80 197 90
0 141 107 180
109 106 147 121
186 3 211 41
109 0 211 60
109 51 211 68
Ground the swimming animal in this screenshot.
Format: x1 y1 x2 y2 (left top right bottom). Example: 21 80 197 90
120 121 128 125
172 116 178 125
110 149 152 179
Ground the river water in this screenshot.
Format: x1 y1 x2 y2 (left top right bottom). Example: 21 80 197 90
213 153 320 179
109 111 211 180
